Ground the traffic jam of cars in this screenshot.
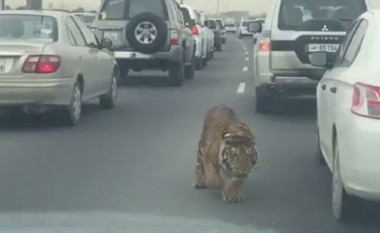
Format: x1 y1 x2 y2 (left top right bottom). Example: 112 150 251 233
0 0 228 126
0 0 380 229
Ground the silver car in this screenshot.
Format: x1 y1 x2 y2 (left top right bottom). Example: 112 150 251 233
0 10 119 126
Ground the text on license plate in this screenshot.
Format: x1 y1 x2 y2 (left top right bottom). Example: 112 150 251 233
308 44 340 52
103 31 118 41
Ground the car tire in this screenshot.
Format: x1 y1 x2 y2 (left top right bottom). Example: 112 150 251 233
62 81 82 126
255 88 273 114
202 57 208 66
195 57 203 70
99 69 119 109
119 65 129 79
216 44 222 51
126 13 168 54
169 60 185 87
316 131 326 165
185 59 195 80
332 136 364 222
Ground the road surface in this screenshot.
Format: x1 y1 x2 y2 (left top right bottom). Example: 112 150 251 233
0 35 378 232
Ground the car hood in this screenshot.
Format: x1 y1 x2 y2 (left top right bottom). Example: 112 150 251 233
0 212 277 233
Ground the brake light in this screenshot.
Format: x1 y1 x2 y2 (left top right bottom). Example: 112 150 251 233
170 29 178 45
22 55 61 73
191 26 199 35
259 37 271 52
352 82 380 118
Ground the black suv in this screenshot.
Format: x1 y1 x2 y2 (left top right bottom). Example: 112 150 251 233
93 0 195 86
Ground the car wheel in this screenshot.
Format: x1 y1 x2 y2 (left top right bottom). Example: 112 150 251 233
255 88 273 114
202 57 208 66
332 137 363 222
169 60 184 87
194 57 203 70
99 69 119 109
126 13 167 54
62 81 82 126
316 130 326 165
119 65 129 79
185 59 195 80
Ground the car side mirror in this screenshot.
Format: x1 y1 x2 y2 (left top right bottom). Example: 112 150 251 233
248 22 262 33
100 38 113 50
309 52 334 69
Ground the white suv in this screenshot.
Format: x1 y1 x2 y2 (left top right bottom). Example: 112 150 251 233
180 5 209 70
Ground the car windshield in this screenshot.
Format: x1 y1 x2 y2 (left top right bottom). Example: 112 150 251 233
99 0 167 20
0 15 57 42
278 0 367 31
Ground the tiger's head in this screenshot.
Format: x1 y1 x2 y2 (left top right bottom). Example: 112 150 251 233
218 125 258 181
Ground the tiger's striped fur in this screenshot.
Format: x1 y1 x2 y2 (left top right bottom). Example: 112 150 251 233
193 105 258 203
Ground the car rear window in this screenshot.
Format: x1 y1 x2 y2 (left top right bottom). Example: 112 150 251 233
0 15 57 42
209 20 217 29
100 0 168 20
278 0 367 31
242 21 248 27
216 20 225 29
180 8 195 27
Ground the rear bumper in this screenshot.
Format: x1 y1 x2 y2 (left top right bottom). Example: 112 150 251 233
257 77 318 97
113 46 182 63
0 78 73 106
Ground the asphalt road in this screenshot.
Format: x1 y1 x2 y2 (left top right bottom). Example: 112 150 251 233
0 35 379 232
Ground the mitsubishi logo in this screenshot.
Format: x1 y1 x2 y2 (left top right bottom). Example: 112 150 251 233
322 25 329 31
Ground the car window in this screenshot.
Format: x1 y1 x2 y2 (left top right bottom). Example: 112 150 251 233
216 20 225 29
66 16 86 46
72 16 99 47
333 20 359 67
180 8 195 27
340 19 368 66
99 0 126 20
209 20 217 29
173 1 184 24
242 21 248 27
278 0 367 31
0 14 58 42
128 0 168 20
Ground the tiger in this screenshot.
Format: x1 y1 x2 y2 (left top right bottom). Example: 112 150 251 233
192 105 258 203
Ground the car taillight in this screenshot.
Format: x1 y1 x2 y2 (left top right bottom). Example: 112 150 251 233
191 26 199 35
352 82 380 118
170 29 178 45
259 37 271 52
22 55 61 73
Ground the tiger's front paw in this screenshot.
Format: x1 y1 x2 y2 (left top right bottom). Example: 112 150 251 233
222 192 244 203
192 177 207 189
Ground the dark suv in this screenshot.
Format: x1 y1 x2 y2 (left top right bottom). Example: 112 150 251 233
93 0 195 86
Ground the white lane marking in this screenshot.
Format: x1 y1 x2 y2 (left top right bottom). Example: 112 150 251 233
245 51 249 55
243 66 248 72
237 82 246 94
245 57 249 61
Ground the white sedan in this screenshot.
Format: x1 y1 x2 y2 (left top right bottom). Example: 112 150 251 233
310 10 380 222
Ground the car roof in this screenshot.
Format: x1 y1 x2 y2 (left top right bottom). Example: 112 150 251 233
0 10 67 18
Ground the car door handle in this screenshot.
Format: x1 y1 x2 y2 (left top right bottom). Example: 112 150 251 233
330 87 337 94
321 84 326 90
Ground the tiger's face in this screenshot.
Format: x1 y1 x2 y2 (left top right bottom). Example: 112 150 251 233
219 133 258 180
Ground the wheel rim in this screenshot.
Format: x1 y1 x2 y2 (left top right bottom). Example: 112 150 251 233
72 85 82 121
111 76 118 103
332 142 343 218
135 22 157 45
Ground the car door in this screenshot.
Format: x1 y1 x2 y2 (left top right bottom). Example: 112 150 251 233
65 16 97 98
72 16 111 95
318 20 365 164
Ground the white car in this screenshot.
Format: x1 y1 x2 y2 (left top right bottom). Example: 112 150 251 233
238 19 254 39
198 12 215 61
225 22 237 33
180 5 209 70
213 18 226 44
310 10 380 222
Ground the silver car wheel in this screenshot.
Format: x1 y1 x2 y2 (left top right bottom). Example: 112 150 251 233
135 21 157 45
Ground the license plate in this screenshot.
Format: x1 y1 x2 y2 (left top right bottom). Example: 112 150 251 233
103 31 118 41
308 44 340 52
0 59 7 73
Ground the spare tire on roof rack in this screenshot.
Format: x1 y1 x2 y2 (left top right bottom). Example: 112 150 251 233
126 13 168 54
